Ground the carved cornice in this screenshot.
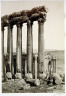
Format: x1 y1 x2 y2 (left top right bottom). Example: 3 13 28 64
8 22 13 29
38 18 45 23
16 22 22 28
1 6 47 27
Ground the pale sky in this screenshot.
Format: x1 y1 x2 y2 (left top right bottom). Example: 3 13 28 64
1 0 65 51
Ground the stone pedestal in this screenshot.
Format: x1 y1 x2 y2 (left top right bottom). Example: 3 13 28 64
27 20 33 74
15 73 22 79
16 22 22 79
6 72 12 79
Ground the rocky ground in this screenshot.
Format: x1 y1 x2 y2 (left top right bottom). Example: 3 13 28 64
2 79 65 93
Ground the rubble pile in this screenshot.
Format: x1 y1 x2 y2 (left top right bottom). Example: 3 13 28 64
2 79 30 92
2 72 65 93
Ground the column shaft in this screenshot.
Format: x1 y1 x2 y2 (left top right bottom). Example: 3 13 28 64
7 24 13 73
53 59 55 73
7 29 10 53
16 22 22 74
55 59 56 73
27 20 33 73
2 25 5 81
38 18 44 73
54 59 56 73
35 55 37 79
25 59 27 76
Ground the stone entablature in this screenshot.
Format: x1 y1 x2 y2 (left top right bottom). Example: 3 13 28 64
1 6 47 26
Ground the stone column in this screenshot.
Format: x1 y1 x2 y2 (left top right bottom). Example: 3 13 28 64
7 27 10 53
2 25 5 81
52 59 55 73
38 18 45 74
55 59 56 73
6 23 13 79
35 55 38 80
27 20 33 74
25 58 27 76
54 59 56 73
15 22 22 79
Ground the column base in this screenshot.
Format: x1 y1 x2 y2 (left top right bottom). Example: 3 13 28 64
25 73 33 79
34 79 40 86
6 72 12 79
39 73 46 80
15 73 22 79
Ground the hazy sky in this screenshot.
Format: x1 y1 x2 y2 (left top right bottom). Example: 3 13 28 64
1 0 65 51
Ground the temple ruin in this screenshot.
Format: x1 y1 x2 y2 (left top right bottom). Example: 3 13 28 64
1 6 56 82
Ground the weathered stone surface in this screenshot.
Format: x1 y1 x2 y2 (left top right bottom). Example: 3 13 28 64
6 72 12 79
25 73 33 79
23 84 30 90
52 73 62 85
59 74 65 82
62 74 65 82
6 79 14 82
25 79 40 86
26 79 35 82
34 79 40 86
2 79 31 92
15 73 22 79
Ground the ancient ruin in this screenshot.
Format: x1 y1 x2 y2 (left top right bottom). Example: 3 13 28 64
1 6 56 83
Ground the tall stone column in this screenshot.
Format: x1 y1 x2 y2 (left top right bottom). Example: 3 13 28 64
15 22 22 79
6 23 13 79
2 25 5 81
27 20 33 74
35 54 38 80
7 27 10 53
38 18 45 74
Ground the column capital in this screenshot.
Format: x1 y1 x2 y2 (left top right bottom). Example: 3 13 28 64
27 20 33 27
8 22 13 29
38 18 45 23
16 22 22 27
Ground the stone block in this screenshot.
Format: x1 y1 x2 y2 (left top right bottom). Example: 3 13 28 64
15 73 22 79
25 73 33 79
39 73 46 80
6 79 14 82
52 73 62 85
34 79 40 86
6 72 12 79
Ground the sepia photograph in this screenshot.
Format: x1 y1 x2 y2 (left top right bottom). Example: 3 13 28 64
1 0 65 93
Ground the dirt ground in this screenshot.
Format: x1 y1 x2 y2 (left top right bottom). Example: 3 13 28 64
2 79 65 93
